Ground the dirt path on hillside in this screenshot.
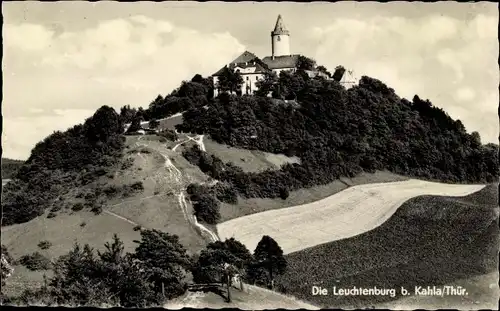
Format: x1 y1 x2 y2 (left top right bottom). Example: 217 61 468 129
121 135 320 309
103 210 138 226
178 191 219 242
172 134 205 152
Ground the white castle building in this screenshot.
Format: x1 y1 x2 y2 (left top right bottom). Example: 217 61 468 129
212 15 358 97
212 15 344 97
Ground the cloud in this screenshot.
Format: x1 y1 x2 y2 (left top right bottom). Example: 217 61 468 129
310 13 498 143
3 16 245 159
454 87 476 102
3 23 54 51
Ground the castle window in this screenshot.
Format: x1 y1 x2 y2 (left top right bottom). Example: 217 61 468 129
246 76 249 80
277 36 281 41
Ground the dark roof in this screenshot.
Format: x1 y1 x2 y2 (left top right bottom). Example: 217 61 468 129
262 54 300 69
272 14 289 36
212 62 270 76
212 51 271 76
230 51 259 64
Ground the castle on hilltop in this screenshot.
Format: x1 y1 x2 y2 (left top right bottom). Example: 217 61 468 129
212 15 355 97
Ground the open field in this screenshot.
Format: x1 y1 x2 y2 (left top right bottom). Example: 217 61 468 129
204 137 300 173
217 179 485 254
275 184 499 309
220 170 408 222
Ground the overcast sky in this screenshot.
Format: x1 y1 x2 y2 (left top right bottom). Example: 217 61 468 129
2 1 498 160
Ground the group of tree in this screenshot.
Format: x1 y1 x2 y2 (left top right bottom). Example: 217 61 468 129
176 70 498 202
1 158 24 179
182 144 293 216
1 231 286 306
1 230 192 307
191 235 287 302
121 74 215 131
2 106 125 226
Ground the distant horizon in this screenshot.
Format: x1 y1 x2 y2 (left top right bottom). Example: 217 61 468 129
2 1 498 160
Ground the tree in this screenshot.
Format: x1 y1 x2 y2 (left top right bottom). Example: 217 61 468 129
192 194 221 224
132 229 191 300
83 106 123 142
127 115 142 134
296 55 316 71
279 187 289 200
251 236 287 289
332 65 346 82
254 71 278 97
48 243 107 306
216 67 244 95
120 105 137 124
95 234 157 307
192 239 252 302
148 118 160 130
316 65 332 78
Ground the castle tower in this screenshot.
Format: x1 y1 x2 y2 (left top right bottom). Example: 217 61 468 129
271 14 290 58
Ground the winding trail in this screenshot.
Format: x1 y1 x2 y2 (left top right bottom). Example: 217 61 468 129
103 210 139 226
172 134 206 152
178 191 219 242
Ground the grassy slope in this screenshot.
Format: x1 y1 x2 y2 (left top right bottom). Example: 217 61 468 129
204 137 300 173
165 284 320 310
275 184 499 309
219 170 409 222
1 134 212 296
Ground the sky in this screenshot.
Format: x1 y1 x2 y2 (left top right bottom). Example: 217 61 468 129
2 1 499 160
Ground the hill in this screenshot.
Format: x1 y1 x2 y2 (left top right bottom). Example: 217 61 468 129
1 158 24 180
175 72 497 208
1 67 498 308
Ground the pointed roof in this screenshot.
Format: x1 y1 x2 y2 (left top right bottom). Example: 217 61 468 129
339 69 359 89
272 14 290 36
212 52 271 76
262 54 300 69
230 51 259 64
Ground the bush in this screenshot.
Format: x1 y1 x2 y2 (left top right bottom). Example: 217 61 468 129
133 225 142 231
50 205 62 213
121 158 134 170
71 203 84 212
192 194 221 224
80 222 87 227
38 241 52 250
19 252 52 271
47 212 57 219
130 181 144 192
91 205 103 215
279 187 289 200
213 183 238 204
158 129 179 142
103 185 119 197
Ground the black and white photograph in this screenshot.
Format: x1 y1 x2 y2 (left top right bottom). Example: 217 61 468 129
1 1 499 309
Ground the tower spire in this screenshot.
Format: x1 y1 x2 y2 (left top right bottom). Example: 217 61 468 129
272 14 289 35
271 14 291 58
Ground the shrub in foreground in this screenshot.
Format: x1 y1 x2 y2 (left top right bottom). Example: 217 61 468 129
19 252 52 271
